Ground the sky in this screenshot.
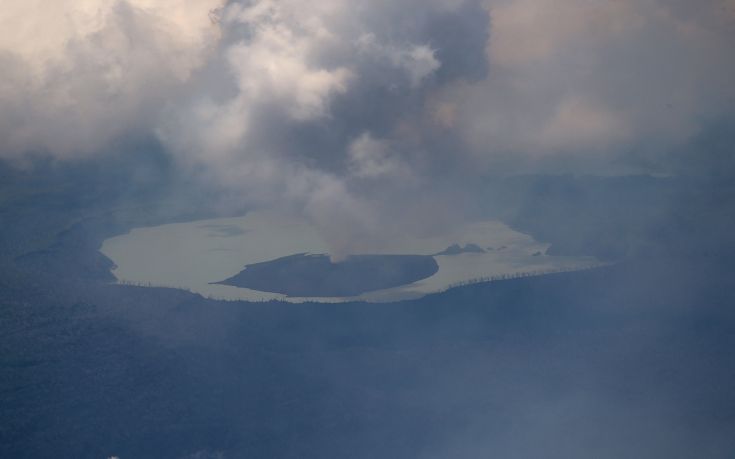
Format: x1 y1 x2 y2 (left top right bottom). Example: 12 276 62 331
1 0 734 256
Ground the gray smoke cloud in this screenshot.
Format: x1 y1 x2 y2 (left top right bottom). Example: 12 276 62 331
2 0 734 256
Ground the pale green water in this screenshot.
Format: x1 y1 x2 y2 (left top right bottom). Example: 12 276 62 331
100 211 599 302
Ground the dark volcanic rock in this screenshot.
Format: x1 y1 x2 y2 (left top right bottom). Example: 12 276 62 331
434 243 486 256
213 253 439 297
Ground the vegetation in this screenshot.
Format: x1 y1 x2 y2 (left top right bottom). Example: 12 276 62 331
3 159 735 458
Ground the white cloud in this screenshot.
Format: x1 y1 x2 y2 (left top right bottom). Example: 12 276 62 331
0 0 224 157
358 33 441 88
224 1 352 121
2 0 734 252
153 0 448 255
348 133 413 180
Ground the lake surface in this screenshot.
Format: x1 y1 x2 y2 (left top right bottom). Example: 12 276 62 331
100 211 599 302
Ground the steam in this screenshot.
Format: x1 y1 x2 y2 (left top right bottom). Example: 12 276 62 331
1 0 734 256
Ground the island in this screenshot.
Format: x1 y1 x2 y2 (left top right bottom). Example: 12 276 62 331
212 253 439 297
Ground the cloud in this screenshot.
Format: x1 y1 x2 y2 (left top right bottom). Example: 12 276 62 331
150 0 476 256
357 33 441 88
1 0 733 253
348 133 413 180
0 0 224 157
442 0 735 169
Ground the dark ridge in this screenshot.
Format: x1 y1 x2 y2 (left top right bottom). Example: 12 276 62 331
213 253 439 297
434 243 486 256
